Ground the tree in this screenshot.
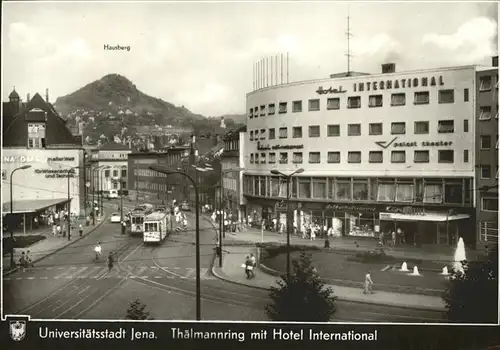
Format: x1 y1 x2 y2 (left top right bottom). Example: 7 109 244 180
266 251 337 322
442 245 498 323
126 299 153 320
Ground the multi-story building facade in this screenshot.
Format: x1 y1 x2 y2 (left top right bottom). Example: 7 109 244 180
89 143 132 196
243 64 479 247
2 90 85 229
475 57 499 250
220 126 246 219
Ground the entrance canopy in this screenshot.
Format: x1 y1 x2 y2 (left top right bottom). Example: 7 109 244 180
379 212 470 222
2 198 69 214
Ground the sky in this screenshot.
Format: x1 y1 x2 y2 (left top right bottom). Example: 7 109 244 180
2 1 498 117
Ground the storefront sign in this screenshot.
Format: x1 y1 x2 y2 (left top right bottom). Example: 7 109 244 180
385 206 425 216
47 157 75 162
326 203 376 213
257 142 304 151
375 137 453 149
34 169 77 179
3 155 76 163
316 86 346 95
353 76 444 92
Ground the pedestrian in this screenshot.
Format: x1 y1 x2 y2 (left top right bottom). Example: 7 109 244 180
107 252 114 271
391 230 396 247
56 224 62 237
378 232 384 246
26 250 33 271
364 270 374 294
19 252 27 272
79 224 83 237
244 255 253 279
310 228 316 241
249 253 257 278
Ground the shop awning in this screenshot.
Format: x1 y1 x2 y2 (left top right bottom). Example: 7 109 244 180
379 212 470 222
2 198 69 214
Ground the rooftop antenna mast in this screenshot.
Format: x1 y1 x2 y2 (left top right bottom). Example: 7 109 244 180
345 7 353 76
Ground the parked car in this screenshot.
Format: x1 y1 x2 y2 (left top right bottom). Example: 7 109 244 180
181 201 190 211
110 213 121 223
108 189 119 199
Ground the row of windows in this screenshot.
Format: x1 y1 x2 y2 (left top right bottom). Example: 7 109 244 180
249 89 461 118
249 120 470 140
224 140 240 152
135 169 167 177
104 169 127 178
249 149 462 165
243 175 472 206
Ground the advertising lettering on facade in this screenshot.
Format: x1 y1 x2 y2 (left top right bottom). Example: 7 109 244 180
34 169 77 179
257 142 304 151
375 137 453 149
385 206 425 216
316 86 347 95
2 156 75 163
325 203 377 213
353 76 444 92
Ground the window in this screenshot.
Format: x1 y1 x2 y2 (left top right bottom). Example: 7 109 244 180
121 169 127 178
438 120 454 133
27 123 46 149
279 102 287 113
312 178 327 199
327 98 340 110
377 183 396 201
268 103 275 115
444 181 462 204
249 131 254 141
269 152 276 163
481 165 491 179
464 88 469 102
438 150 454 163
279 127 287 139
269 128 275 139
336 180 351 200
424 183 442 203
309 152 320 163
368 95 383 107
260 129 266 140
391 93 406 106
348 151 361 163
292 100 302 113
479 106 492 120
254 153 259 163
463 119 469 132
482 196 498 212
292 127 302 138
369 123 383 135
104 170 110 177
254 130 259 140
481 135 492 149
439 89 454 103
249 108 253 118
113 182 118 189
369 151 383 163
414 121 429 134
250 154 254 164
348 124 361 136
259 153 265 163
260 105 266 116
391 151 406 163
292 152 303 164
353 180 368 200
480 76 492 91
113 170 118 177
298 178 311 199
395 183 413 202
327 124 340 137
347 96 361 108
414 91 429 104
122 181 127 189
279 152 288 164
391 122 406 135
309 125 320 137
463 150 469 163
414 150 429 163
309 99 320 111
327 152 340 163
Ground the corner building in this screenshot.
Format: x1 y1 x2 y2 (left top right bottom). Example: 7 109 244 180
243 64 477 247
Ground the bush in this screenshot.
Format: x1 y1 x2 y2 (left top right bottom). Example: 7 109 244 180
349 248 392 263
257 242 319 260
126 299 153 320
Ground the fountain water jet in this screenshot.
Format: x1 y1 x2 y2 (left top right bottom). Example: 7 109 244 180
409 266 420 276
399 262 409 272
453 237 466 274
441 266 449 275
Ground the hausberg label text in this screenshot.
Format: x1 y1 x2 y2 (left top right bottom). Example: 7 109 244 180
353 76 444 92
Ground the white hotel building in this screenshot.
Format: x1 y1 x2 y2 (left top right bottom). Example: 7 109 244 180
243 64 478 247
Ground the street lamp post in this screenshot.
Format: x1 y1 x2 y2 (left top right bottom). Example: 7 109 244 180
99 166 110 216
150 165 201 321
91 168 96 225
67 166 80 241
9 165 32 268
270 168 304 280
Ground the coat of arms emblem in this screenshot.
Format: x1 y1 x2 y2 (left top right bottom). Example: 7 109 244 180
9 320 26 341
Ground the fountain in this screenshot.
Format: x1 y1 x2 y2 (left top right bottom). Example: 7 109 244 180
409 266 420 276
441 266 449 275
399 262 409 272
453 237 466 274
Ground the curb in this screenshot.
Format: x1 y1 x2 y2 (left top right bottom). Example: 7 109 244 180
3 214 110 276
210 245 447 313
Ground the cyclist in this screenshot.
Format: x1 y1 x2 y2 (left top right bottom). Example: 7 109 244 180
94 242 102 262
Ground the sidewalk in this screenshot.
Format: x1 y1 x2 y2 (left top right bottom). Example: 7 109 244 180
218 226 479 263
212 245 447 311
2 211 110 274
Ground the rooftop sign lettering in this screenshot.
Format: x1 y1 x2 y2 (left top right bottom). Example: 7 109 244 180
316 86 346 95
257 142 304 151
353 76 444 92
375 137 453 149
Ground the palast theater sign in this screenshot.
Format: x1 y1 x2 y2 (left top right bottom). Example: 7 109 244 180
375 137 453 149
